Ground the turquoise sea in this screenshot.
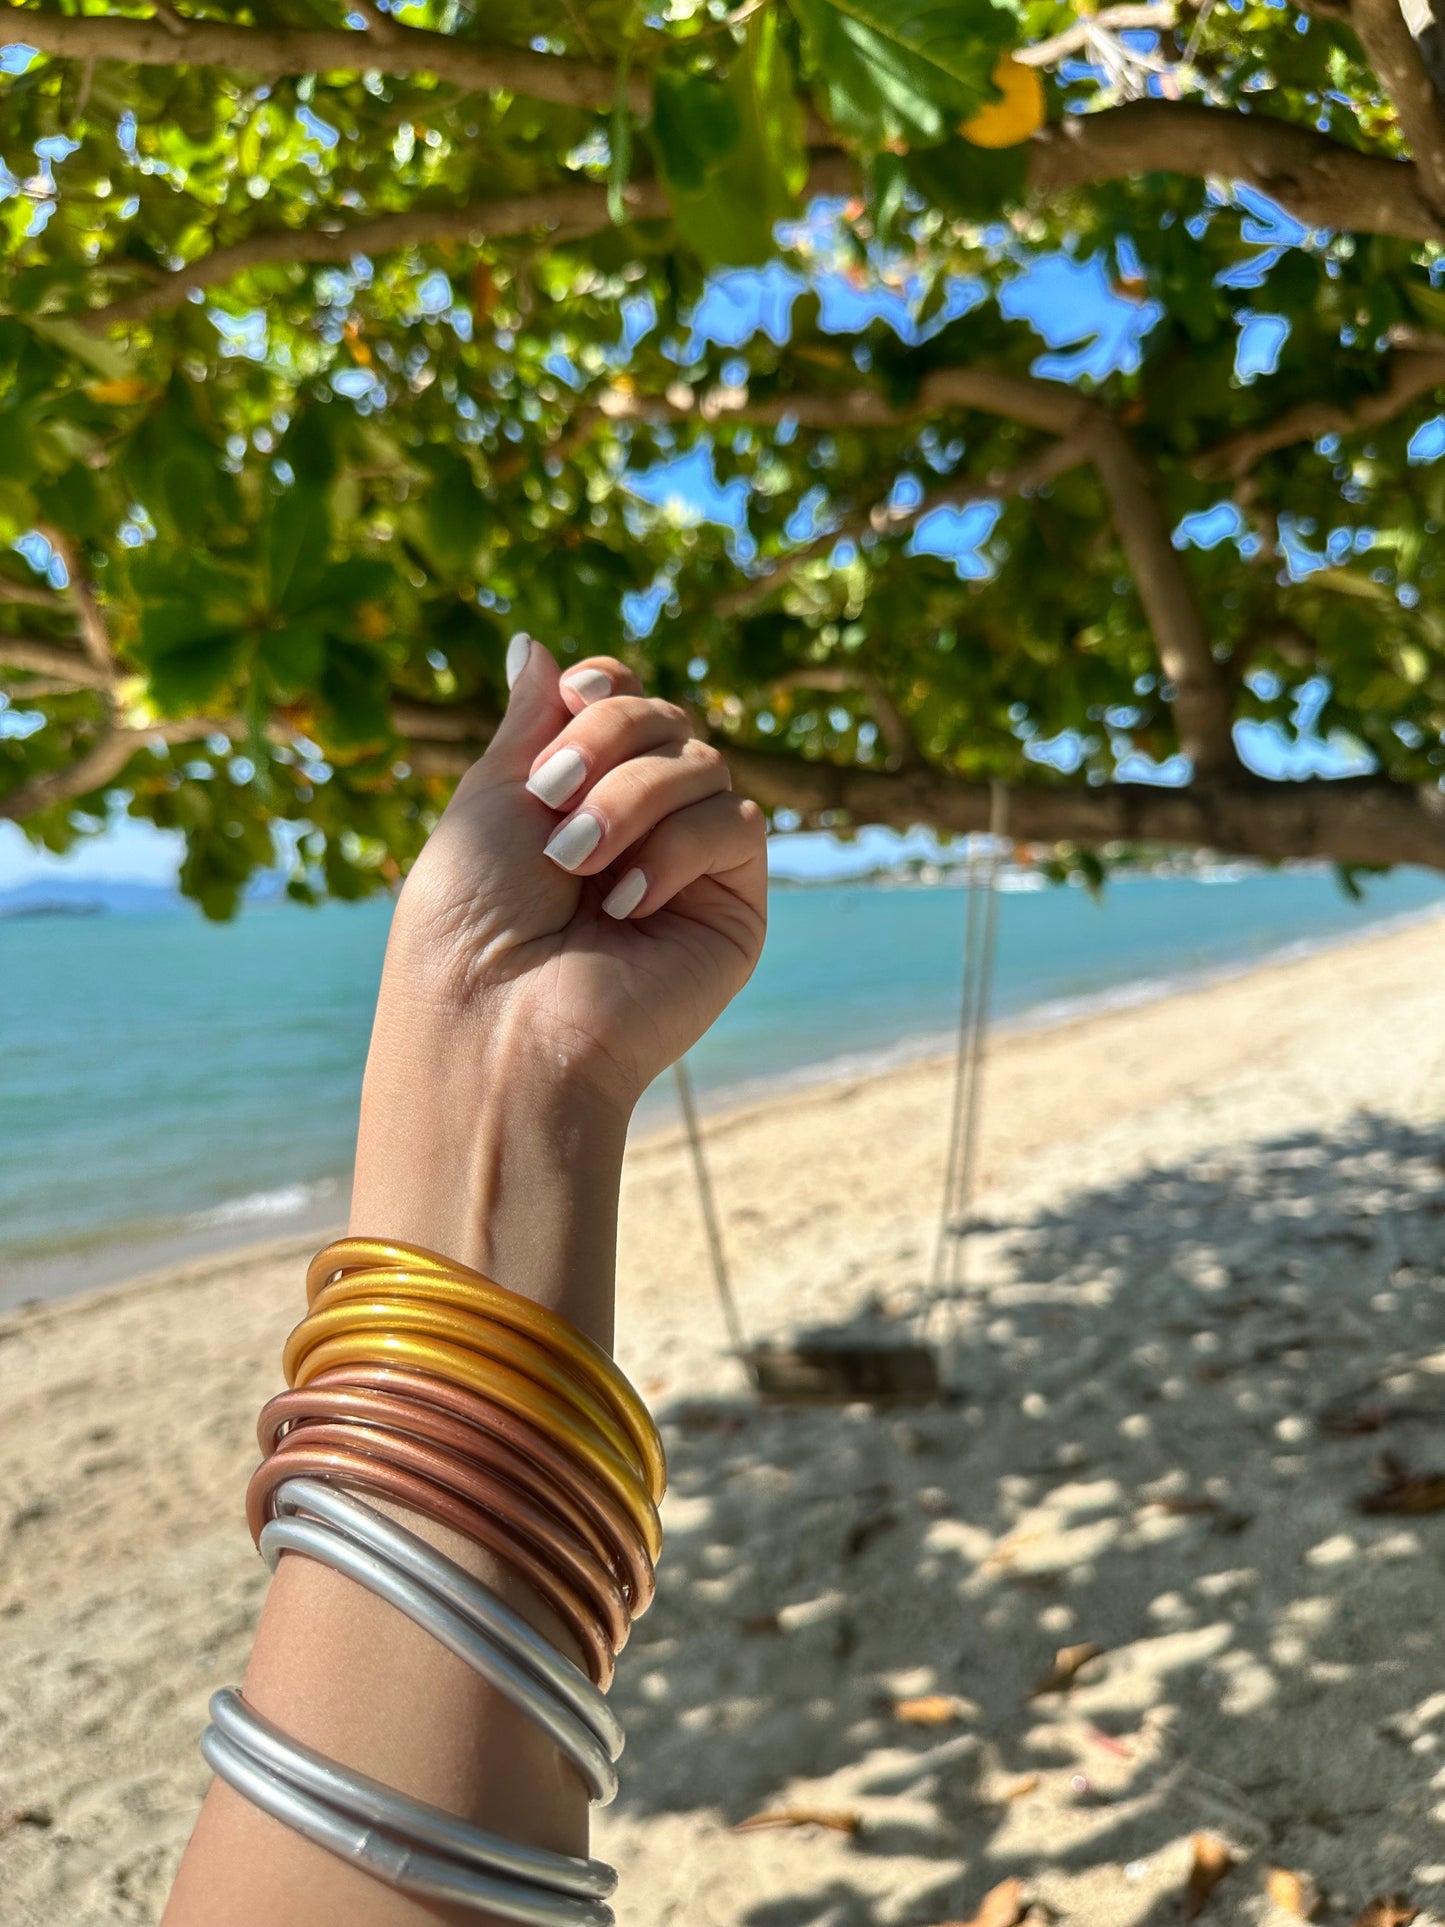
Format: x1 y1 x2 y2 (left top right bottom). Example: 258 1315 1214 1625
4 864 1445 1302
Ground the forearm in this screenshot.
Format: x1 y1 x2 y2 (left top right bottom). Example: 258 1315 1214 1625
164 1004 630 1927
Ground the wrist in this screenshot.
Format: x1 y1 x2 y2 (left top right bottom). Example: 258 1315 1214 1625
349 1001 631 1348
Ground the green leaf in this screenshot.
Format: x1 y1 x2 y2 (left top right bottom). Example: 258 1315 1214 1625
24 315 139 383
668 12 807 265
653 71 743 195
610 47 634 226
265 485 329 612
257 618 327 700
789 0 1016 145
317 638 392 750
145 631 249 713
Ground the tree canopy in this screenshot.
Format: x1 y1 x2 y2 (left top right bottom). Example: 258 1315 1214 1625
5 0 1445 914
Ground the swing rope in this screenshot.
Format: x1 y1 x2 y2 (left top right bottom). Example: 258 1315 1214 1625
930 784 1010 1375
671 1058 752 1368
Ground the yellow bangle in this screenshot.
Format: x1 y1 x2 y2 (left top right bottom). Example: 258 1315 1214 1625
290 1328 664 1561
286 1296 642 1486
307 1238 666 1504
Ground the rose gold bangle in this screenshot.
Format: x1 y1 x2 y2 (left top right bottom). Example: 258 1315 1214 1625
246 1443 615 1688
289 1329 662 1561
285 1296 642 1483
259 1374 655 1615
254 1419 631 1655
306 1238 666 1503
260 1387 631 1610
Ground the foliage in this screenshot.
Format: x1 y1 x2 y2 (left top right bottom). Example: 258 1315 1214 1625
4 0 1445 911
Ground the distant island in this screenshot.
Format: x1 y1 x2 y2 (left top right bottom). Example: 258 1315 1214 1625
0 899 107 921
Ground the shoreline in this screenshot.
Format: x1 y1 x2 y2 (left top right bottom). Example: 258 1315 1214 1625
7 892 1445 1318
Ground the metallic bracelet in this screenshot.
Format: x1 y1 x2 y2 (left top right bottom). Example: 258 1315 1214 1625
201 1712 613 1927
208 1689 615 1904
258 1492 619 1804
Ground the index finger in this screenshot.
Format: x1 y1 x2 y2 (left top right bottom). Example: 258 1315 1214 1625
558 656 644 716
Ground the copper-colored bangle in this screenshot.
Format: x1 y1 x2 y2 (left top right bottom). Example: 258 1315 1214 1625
307 1238 666 1503
255 1419 632 1656
246 1443 615 1689
262 1387 631 1610
290 1329 662 1563
285 1296 642 1485
259 1377 655 1615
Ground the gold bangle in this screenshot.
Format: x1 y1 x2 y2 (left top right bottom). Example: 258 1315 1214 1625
291 1329 663 1561
285 1297 641 1483
305 1270 663 1495
308 1238 666 1503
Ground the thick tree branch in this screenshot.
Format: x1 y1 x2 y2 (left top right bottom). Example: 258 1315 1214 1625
1351 0 1445 214
0 10 651 115
1195 344 1445 479
1082 418 1238 773
0 717 223 821
1029 100 1445 242
82 179 673 329
723 747 1445 873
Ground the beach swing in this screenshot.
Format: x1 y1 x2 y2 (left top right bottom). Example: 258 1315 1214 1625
675 788 1010 1406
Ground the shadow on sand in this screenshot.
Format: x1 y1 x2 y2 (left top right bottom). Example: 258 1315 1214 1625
607 1114 1445 1923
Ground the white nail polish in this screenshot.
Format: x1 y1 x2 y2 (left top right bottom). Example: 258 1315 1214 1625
561 668 612 706
526 746 587 809
543 811 602 871
506 633 533 690
602 867 647 920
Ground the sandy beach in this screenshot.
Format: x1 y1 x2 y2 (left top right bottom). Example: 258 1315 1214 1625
8 909 1445 1925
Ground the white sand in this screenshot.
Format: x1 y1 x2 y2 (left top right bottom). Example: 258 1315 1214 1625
7 913 1445 1925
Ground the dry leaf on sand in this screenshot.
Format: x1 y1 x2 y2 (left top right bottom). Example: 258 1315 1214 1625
1360 1464 1445 1514
1265 1868 1320 1919
1183 1834 1236 1920
933 1874 1028 1927
1030 1642 1104 1696
734 1805 860 1838
894 1693 970 1726
1352 1899 1417 1927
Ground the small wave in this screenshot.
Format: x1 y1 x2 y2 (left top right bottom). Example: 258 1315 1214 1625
188 1179 338 1231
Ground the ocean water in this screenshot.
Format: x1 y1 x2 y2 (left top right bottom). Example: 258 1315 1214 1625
3 864 1444 1298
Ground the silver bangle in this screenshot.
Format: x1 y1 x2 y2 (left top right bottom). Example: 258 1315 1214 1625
270 1477 623 1761
208 1690 615 1903
200 1719 614 1927
259 1510 618 1806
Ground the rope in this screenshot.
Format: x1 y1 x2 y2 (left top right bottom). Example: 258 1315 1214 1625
671 1057 750 1366
930 784 1010 1372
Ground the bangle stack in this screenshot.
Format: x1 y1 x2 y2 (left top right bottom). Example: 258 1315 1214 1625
202 1237 666 1924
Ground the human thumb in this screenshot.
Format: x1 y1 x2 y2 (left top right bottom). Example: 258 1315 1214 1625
487 633 570 775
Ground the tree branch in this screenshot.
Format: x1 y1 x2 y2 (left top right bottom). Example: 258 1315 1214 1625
723 746 1445 872
769 667 923 769
1016 4 1178 67
0 717 224 822
1029 99 1445 242
1195 343 1445 479
1082 417 1238 773
0 639 114 689
82 179 673 329
713 437 1087 619
1351 0 1445 214
0 10 651 115
37 526 114 672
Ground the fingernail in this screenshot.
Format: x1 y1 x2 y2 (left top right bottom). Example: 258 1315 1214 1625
526 746 587 809
561 668 611 706
543 811 602 871
506 633 533 690
602 867 646 919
